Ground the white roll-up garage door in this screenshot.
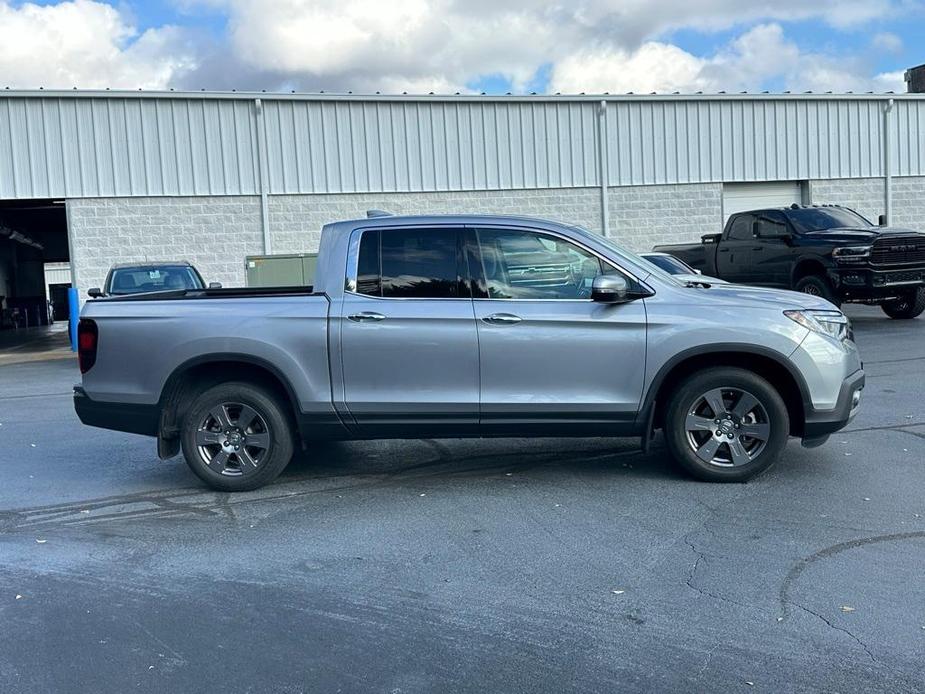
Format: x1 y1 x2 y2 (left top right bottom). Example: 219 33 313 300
722 182 803 222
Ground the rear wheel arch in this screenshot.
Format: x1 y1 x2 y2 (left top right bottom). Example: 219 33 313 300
157 355 301 447
644 347 808 438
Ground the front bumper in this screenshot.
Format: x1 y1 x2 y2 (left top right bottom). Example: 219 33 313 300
73 385 159 437
830 266 925 301
802 369 865 446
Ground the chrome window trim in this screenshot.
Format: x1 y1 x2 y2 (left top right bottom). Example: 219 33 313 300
344 222 655 302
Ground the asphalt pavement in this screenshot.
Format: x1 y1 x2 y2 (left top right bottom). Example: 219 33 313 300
1 304 924 693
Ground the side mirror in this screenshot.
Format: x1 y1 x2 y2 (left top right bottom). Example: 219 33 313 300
591 275 629 303
878 214 887 226
208 282 223 289
88 287 103 298
753 221 790 240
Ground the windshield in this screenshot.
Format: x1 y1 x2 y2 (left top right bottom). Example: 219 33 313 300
641 254 695 275
563 225 685 286
786 207 872 233
108 266 204 295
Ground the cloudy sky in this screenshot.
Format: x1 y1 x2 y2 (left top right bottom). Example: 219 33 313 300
0 0 921 94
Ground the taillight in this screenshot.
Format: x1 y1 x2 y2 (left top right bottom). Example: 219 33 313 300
77 319 98 374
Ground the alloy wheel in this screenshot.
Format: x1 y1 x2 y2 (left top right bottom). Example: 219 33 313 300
684 387 771 467
195 402 271 476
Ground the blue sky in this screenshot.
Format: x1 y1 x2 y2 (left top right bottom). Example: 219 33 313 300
1 0 922 94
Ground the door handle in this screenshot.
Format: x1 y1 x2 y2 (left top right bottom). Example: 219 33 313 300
347 311 385 322
718 248 730 253
482 313 522 325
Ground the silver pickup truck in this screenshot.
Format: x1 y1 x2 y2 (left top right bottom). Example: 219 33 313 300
74 214 865 491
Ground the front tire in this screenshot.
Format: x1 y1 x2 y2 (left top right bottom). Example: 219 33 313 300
180 381 294 492
794 275 840 307
664 368 789 483
881 287 925 319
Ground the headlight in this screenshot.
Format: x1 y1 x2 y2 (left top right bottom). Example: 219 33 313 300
784 309 851 342
832 246 871 263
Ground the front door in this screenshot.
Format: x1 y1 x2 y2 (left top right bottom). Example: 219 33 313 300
469 226 648 436
339 226 479 436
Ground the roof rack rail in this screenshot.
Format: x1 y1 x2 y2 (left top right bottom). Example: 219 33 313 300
366 209 393 218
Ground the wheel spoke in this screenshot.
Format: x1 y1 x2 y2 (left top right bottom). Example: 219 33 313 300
210 405 232 430
196 429 223 446
739 422 770 441
236 405 260 430
245 432 270 451
730 392 759 419
695 438 721 463
208 450 230 470
685 414 715 433
236 447 258 468
726 438 751 466
703 389 726 417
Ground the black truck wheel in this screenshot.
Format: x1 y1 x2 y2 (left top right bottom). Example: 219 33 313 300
180 381 294 491
794 275 840 307
881 287 925 319
664 367 789 483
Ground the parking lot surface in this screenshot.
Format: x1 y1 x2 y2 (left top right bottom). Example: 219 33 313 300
1 305 924 693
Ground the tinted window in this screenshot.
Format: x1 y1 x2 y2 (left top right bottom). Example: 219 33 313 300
475 228 611 300
108 266 203 294
356 230 381 296
754 210 789 238
727 215 754 240
786 207 872 232
355 228 461 299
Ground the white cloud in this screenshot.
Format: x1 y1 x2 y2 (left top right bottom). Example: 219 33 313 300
0 0 196 89
872 31 903 54
185 0 907 93
550 23 907 95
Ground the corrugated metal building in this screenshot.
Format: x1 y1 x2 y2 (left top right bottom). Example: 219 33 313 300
0 89 923 300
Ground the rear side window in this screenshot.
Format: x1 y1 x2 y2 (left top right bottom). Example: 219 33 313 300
727 215 754 240
354 228 463 299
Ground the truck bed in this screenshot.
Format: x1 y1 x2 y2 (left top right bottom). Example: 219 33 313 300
97 286 318 302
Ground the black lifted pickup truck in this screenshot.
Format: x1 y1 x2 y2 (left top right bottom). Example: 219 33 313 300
654 204 925 319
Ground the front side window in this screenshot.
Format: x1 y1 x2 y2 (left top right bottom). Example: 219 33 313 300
754 210 789 238
474 228 614 300
354 228 462 299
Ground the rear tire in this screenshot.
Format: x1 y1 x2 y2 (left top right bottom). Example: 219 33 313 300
881 287 925 319
180 381 294 492
664 367 789 483
794 275 840 307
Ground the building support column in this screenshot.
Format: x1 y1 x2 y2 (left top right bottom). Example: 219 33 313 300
883 98 895 225
254 98 272 254
598 100 610 237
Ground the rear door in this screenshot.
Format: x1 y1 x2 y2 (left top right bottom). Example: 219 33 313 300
716 214 755 283
339 226 479 436
468 226 648 435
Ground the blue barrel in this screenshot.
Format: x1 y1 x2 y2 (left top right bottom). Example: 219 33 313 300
68 287 80 352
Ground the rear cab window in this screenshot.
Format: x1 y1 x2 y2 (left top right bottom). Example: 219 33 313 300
354 227 468 299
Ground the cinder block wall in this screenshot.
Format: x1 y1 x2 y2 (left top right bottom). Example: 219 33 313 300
608 183 723 251
67 196 263 298
267 187 603 255
810 176 925 229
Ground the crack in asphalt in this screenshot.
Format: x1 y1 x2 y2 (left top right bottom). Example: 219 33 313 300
682 535 748 609
785 599 878 664
777 531 925 664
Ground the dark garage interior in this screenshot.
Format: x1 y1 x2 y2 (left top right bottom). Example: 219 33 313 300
0 199 70 333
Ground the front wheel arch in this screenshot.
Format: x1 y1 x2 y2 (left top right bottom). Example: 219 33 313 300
644 348 807 438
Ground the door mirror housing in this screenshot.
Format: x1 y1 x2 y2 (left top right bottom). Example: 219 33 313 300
752 220 790 240
591 275 629 303
208 282 223 289
88 287 103 298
